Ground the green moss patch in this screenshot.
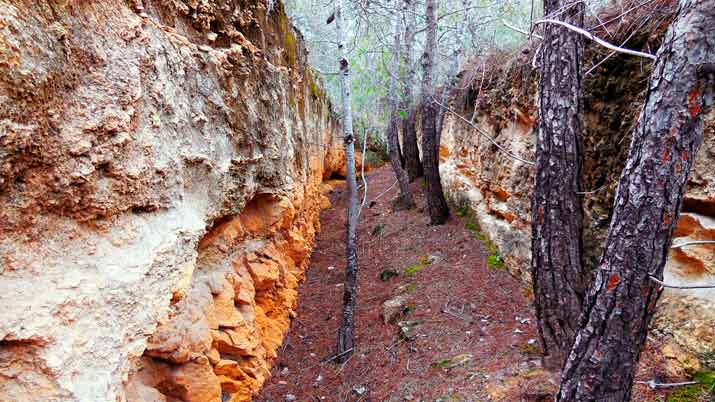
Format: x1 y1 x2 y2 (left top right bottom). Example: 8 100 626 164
403 255 434 276
431 353 473 370
458 204 506 270
404 261 427 276
487 254 505 270
667 371 715 402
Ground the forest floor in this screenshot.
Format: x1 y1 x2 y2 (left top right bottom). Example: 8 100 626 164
255 166 679 402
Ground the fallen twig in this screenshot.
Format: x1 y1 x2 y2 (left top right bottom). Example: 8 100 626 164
385 338 407 351
321 347 355 364
339 352 355 371
636 379 698 389
369 179 398 204
442 308 473 322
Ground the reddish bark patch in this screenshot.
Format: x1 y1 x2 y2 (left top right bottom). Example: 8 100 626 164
607 273 621 290
663 213 672 227
662 147 671 162
536 206 545 225
688 87 701 118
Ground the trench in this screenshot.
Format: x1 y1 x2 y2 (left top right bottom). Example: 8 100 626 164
247 165 697 402
247 167 549 401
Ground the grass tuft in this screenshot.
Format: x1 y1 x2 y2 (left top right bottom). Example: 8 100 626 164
404 262 426 276
487 254 505 270
404 255 433 276
458 206 506 270
431 353 473 370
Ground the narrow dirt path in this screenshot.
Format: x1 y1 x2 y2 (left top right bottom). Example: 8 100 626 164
255 166 670 402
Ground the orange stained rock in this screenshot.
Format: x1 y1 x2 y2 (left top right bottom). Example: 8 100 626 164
158 359 221 402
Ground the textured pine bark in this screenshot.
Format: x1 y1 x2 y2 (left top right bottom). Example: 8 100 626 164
334 0 360 364
387 6 415 209
530 0 588 369
402 108 423 181
400 0 424 182
557 0 714 400
419 0 449 225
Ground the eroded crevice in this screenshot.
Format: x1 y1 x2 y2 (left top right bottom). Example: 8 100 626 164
127 187 331 401
683 196 715 218
0 339 69 402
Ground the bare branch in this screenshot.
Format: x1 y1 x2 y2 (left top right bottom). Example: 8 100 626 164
369 180 398 204
431 98 535 166
501 19 543 40
576 181 610 195
585 16 651 75
671 240 715 249
533 18 656 60
649 276 715 290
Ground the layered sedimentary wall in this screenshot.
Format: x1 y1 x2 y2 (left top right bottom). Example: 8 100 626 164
0 1 345 401
438 0 715 363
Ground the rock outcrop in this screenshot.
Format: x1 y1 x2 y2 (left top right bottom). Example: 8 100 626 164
438 0 715 364
0 1 343 401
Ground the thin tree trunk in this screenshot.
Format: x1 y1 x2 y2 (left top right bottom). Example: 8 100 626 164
434 0 467 149
387 6 415 209
400 0 423 182
402 108 422 180
530 0 588 370
420 0 449 225
557 1 714 400
332 0 360 364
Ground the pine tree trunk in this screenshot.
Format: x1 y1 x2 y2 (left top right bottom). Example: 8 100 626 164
530 0 588 369
333 0 360 364
387 5 414 209
419 0 449 225
402 108 422 181
557 1 714 400
400 0 423 182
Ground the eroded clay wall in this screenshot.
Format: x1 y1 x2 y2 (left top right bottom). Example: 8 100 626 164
0 1 344 401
